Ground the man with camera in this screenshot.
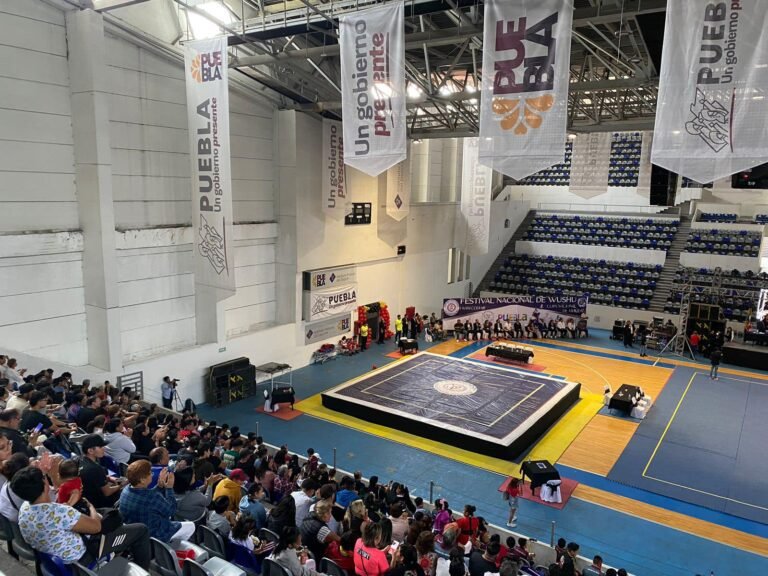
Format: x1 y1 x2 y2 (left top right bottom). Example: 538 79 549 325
161 376 178 410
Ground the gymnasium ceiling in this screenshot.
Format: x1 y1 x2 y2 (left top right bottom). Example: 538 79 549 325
83 0 668 138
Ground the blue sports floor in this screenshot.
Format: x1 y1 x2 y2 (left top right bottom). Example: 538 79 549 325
198 335 768 576
608 366 768 524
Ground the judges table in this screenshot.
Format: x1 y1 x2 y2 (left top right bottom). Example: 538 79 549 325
485 344 534 363
520 460 560 494
609 384 641 415
399 338 419 355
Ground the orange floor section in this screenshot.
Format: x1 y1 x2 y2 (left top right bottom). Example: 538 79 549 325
557 414 638 476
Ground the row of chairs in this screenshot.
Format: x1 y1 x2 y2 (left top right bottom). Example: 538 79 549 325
491 283 651 310
698 212 738 223
525 232 672 250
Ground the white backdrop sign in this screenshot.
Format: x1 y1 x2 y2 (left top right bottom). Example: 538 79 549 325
339 1 406 177
461 138 493 255
479 0 573 179
322 119 348 219
183 37 235 297
386 156 410 221
304 285 358 321
652 0 768 182
569 133 611 198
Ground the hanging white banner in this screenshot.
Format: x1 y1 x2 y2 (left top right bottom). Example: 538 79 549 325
461 138 493 256
386 156 410 221
479 0 573 179
652 0 768 182
183 37 235 297
569 133 611 198
322 119 348 219
339 1 406 177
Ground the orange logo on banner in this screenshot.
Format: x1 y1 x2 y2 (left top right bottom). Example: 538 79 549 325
190 54 203 83
492 95 554 134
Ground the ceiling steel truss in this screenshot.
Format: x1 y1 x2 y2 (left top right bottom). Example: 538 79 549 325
89 0 667 138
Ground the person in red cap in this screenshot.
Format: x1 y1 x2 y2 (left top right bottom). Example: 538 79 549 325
213 468 248 512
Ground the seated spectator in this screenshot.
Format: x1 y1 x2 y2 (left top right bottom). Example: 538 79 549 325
554 538 567 564
131 423 155 457
582 555 604 576
354 522 394 576
387 543 425 576
13 466 151 569
208 494 237 537
267 493 297 535
324 530 357 574
4 359 25 390
468 540 499 576
416 531 438 576
510 537 535 564
75 395 102 430
103 418 136 465
300 500 340 562
229 515 257 551
272 525 327 576
336 475 359 508
0 453 30 521
214 467 248 512
240 482 268 530
389 502 410 543
292 478 320 526
7 383 34 414
436 547 466 576
79 434 125 508
560 542 580 576
174 466 221 521
119 460 195 543
148 446 170 488
343 498 368 538
55 459 83 507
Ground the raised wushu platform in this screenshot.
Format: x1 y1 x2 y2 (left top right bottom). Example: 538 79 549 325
321 352 580 459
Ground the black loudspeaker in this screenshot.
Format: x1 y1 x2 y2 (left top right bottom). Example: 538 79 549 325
397 245 406 255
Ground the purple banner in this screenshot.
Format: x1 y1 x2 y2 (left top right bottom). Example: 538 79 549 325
441 296 587 331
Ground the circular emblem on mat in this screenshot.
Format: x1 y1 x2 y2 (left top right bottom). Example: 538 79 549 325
433 380 477 396
442 299 460 317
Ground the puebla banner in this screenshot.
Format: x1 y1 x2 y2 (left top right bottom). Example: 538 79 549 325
461 138 493 255
339 1 406 177
479 0 573 179
386 156 410 221
440 296 588 331
183 37 235 297
322 119 348 219
305 314 352 345
305 285 358 322
651 0 768 182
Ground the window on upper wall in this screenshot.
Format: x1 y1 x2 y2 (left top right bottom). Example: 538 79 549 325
447 248 457 284
457 249 465 282
465 255 471 281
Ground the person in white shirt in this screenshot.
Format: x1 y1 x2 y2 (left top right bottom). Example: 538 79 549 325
4 359 25 390
291 478 319 527
0 356 8 380
6 383 34 414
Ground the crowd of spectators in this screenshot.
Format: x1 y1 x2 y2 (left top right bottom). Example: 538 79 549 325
0 357 629 576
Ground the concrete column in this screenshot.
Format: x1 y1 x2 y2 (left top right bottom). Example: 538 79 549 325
66 10 122 372
274 111 298 326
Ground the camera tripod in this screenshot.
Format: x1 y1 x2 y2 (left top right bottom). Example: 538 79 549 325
171 387 183 411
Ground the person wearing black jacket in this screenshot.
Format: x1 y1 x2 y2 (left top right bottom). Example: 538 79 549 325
76 395 102 430
0 409 37 457
710 347 722 380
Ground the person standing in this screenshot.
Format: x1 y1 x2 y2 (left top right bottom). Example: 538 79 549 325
359 322 369 351
161 376 175 410
689 331 700 356
623 321 633 348
637 325 648 358
395 315 403 344
378 316 386 345
504 478 519 528
710 347 722 380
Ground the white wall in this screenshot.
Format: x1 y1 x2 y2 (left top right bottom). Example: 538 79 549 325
105 33 275 229
515 240 667 266
0 0 79 233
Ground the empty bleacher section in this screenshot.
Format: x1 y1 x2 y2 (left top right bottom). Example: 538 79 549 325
489 254 660 310
523 213 678 251
514 142 573 186
683 229 762 257
664 268 768 320
755 214 768 224
608 132 642 186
